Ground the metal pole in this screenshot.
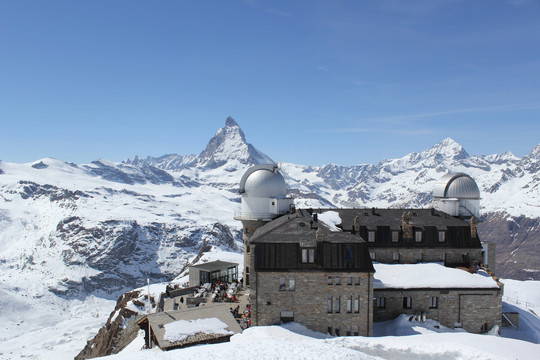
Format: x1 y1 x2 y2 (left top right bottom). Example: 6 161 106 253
147 277 152 349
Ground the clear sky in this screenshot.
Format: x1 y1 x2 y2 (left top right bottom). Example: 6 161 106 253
1 0 539 166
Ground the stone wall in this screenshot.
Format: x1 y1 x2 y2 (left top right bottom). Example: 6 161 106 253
373 286 502 334
369 247 483 265
255 271 373 336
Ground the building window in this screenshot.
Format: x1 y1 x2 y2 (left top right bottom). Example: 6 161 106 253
279 277 286 291
481 322 488 332
368 231 375 242
346 297 352 313
403 296 412 309
353 325 359 336
354 276 360 285
392 231 399 242
335 296 341 313
393 251 400 262
346 326 351 336
328 326 332 334
327 296 333 313
438 231 446 243
335 276 341 285
376 297 386 309
430 296 438 308
246 266 249 274
289 277 295 291
246 245 250 253
415 231 422 242
347 276 352 285
370 252 376 260
301 248 315 263
354 298 359 313
335 327 340 336
327 276 333 285
246 274 249 286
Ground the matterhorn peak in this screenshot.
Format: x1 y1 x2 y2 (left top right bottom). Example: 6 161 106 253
225 116 239 127
189 117 273 169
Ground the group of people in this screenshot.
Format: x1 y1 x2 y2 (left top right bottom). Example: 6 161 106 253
211 281 240 303
230 304 251 329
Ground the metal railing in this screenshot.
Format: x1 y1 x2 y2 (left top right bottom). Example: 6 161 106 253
503 296 536 310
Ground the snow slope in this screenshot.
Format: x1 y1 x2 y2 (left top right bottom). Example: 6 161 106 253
99 316 540 360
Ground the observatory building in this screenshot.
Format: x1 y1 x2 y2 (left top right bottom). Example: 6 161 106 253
234 164 294 290
236 165 501 336
433 173 481 219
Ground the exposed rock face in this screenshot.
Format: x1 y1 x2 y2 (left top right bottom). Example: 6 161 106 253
75 290 144 359
479 213 540 280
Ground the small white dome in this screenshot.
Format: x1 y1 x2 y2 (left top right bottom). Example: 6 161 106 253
243 167 288 198
433 173 480 199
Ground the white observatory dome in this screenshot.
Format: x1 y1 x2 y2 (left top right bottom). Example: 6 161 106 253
236 164 294 221
433 173 480 218
241 165 288 198
433 173 480 199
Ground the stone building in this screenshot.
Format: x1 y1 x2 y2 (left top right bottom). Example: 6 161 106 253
247 209 375 336
235 165 502 336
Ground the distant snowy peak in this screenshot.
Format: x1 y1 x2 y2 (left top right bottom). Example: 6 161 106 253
188 117 274 169
125 153 196 170
124 117 273 171
421 137 469 162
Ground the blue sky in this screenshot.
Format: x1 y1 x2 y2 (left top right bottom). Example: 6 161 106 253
1 0 539 166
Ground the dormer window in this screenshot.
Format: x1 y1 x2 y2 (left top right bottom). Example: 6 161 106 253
392 231 399 242
301 248 315 263
438 231 446 243
415 231 423 242
368 231 376 242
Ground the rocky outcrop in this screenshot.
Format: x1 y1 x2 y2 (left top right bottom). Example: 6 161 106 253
75 290 145 359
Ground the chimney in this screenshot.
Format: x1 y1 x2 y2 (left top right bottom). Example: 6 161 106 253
313 213 318 222
353 215 360 234
402 211 413 239
470 216 478 238
430 208 435 216
371 207 376 215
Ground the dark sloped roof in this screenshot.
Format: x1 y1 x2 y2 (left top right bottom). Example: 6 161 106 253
305 208 481 249
311 208 468 229
250 209 366 244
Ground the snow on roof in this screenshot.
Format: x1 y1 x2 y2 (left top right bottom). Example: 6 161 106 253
164 317 233 343
373 263 499 289
318 211 342 232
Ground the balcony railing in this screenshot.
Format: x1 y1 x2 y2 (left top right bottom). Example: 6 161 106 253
234 210 276 221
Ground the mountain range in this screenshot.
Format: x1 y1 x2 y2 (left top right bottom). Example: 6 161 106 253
0 117 538 314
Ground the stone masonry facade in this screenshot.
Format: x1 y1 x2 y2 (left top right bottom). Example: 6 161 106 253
373 287 502 333
255 271 373 336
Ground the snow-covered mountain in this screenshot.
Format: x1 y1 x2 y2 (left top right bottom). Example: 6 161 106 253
0 117 539 358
